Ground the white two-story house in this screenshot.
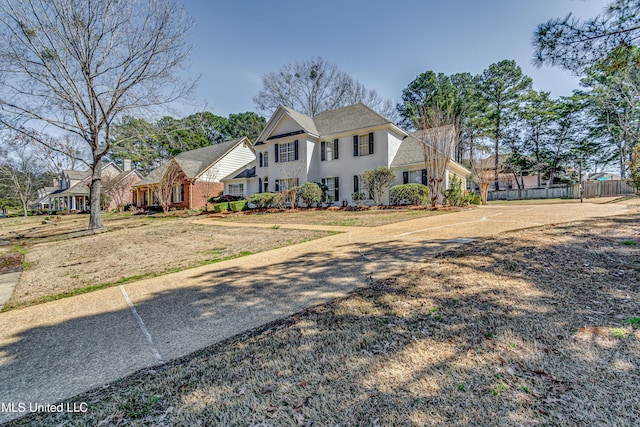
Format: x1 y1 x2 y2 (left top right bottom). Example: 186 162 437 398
223 103 470 204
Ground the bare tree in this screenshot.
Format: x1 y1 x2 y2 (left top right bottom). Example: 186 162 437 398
0 134 44 216
254 57 396 119
102 172 139 212
469 155 495 205
150 161 183 214
414 107 460 207
0 0 194 231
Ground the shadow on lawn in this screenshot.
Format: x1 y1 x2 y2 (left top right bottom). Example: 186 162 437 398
2 216 639 426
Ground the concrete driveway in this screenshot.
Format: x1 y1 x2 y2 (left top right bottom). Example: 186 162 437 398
0 200 634 423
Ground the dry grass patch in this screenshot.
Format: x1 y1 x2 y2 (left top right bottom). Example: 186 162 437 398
8 214 640 426
217 207 454 227
3 214 333 309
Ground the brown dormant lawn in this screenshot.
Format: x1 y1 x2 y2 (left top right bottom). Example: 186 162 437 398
216 207 452 227
1 213 333 310
9 213 639 426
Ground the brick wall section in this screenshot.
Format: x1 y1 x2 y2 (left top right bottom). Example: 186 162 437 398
132 180 223 210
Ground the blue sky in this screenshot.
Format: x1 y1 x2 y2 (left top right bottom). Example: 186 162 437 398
180 0 609 118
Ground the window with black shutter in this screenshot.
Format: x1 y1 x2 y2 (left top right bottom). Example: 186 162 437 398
421 169 427 185
403 171 409 184
275 179 280 192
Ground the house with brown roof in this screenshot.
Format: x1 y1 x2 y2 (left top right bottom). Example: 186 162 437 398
132 136 254 210
224 103 469 204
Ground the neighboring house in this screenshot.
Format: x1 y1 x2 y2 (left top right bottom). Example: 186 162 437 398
133 136 255 210
588 172 620 181
36 161 141 212
222 103 469 204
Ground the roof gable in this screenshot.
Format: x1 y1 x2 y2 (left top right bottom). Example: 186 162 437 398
135 137 251 185
256 103 402 144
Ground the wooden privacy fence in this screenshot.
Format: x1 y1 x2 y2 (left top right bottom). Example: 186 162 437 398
486 180 636 201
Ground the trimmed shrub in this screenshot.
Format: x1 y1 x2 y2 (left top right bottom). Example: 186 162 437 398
300 182 322 207
212 202 229 213
248 192 276 209
228 200 248 212
390 183 430 205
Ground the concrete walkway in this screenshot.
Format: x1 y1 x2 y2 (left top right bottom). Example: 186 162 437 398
0 200 635 423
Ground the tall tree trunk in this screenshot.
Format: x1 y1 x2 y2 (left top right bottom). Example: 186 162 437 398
22 200 28 217
88 161 104 231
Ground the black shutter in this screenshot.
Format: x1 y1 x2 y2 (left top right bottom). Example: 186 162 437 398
275 179 280 192
421 169 427 185
274 144 279 163
259 152 263 168
334 177 339 202
294 140 299 160
321 141 326 161
321 178 326 185
334 139 339 159
368 132 374 155
353 135 359 156
258 178 262 192
354 175 359 192
403 171 409 184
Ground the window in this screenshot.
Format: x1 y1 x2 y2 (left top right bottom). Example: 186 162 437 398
172 184 183 203
403 169 427 185
263 151 269 167
321 139 339 161
408 170 422 183
353 133 374 156
276 141 298 163
275 178 298 192
263 177 269 192
228 183 244 196
322 177 340 203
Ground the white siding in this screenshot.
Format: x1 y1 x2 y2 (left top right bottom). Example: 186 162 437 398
272 116 304 136
200 142 255 182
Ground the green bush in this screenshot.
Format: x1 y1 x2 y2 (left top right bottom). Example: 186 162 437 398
443 175 466 206
300 182 323 207
464 192 481 205
228 200 247 212
390 183 430 205
212 202 229 213
247 192 275 209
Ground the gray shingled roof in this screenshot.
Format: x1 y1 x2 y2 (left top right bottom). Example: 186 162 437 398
390 126 456 167
270 104 393 140
64 170 90 180
390 135 425 167
313 103 391 135
136 137 249 186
